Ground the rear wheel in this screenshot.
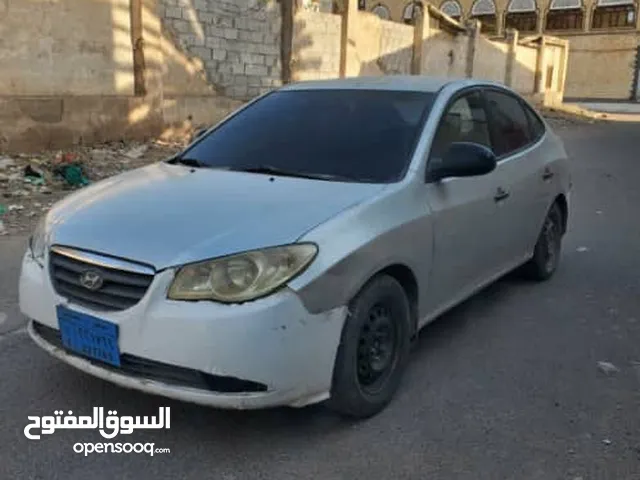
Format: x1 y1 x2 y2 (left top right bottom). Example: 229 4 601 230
520 202 564 281
327 275 411 419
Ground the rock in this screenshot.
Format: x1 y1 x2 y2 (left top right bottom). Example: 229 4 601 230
124 145 149 159
91 149 112 162
0 157 15 169
603 439 612 446
40 187 52 195
577 246 589 252
7 204 24 212
597 361 619 375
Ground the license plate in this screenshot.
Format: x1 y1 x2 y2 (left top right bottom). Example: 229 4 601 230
57 306 121 367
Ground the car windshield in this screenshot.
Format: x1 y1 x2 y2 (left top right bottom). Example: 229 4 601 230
177 89 435 183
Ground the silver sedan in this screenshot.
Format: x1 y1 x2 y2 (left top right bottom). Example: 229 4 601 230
20 76 571 418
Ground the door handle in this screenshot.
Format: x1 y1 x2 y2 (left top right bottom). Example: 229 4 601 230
494 187 510 202
542 168 554 180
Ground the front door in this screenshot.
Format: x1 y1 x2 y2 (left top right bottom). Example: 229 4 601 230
423 90 503 316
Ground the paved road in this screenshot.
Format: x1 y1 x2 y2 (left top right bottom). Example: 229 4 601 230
577 102 640 115
1 121 640 480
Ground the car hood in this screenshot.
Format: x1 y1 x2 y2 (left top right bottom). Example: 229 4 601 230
47 163 386 270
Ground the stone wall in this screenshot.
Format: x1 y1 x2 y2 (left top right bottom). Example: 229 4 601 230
473 37 510 83
0 0 134 96
513 44 537 94
563 33 638 100
378 21 415 75
0 0 570 153
422 24 468 78
292 11 341 81
160 0 282 100
0 0 243 153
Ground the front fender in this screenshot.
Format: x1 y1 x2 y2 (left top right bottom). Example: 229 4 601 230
292 216 433 318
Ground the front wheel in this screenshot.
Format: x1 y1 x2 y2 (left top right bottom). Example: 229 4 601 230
520 202 564 281
327 275 411 419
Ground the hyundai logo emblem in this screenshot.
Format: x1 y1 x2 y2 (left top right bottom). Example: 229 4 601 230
79 270 104 291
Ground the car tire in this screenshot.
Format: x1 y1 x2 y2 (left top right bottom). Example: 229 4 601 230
327 274 411 419
520 202 564 281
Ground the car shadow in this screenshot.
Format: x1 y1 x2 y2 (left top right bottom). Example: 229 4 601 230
411 272 528 354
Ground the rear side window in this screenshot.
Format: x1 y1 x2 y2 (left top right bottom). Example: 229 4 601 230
484 90 531 157
523 103 546 141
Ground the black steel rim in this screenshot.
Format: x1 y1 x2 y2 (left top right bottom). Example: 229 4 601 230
356 302 398 395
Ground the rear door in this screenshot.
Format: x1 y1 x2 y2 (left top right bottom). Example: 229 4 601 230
481 88 553 272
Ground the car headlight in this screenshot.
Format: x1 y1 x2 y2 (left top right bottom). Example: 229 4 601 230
167 243 318 303
29 216 48 266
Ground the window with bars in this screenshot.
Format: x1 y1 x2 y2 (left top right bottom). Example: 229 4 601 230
592 5 635 29
545 9 584 30
505 11 539 31
472 14 498 33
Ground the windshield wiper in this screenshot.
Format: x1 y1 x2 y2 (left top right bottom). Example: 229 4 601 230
168 157 209 168
229 165 351 182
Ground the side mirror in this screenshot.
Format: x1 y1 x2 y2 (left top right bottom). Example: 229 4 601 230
429 142 497 181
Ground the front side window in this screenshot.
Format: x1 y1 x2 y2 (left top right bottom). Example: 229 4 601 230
180 90 435 184
484 90 531 157
429 91 493 162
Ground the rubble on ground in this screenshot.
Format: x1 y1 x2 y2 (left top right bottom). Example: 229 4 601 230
0 140 183 237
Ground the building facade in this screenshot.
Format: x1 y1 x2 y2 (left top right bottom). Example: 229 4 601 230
361 0 640 37
359 0 640 100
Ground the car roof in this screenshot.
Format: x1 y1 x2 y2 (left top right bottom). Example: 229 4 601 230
279 75 506 94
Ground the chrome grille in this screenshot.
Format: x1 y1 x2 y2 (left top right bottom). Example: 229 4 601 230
49 248 154 312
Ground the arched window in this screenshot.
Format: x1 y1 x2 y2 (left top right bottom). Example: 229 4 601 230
546 0 584 30
470 0 498 33
592 0 635 29
403 3 416 24
440 0 463 21
505 0 538 31
371 3 391 19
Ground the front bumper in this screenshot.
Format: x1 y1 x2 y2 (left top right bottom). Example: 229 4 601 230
20 250 348 409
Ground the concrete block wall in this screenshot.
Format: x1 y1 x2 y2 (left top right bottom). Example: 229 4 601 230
422 25 469 78
473 37 510 83
160 0 282 100
563 33 638 100
378 21 414 75
292 11 341 81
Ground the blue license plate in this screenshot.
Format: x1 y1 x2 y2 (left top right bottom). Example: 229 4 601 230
57 306 121 367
